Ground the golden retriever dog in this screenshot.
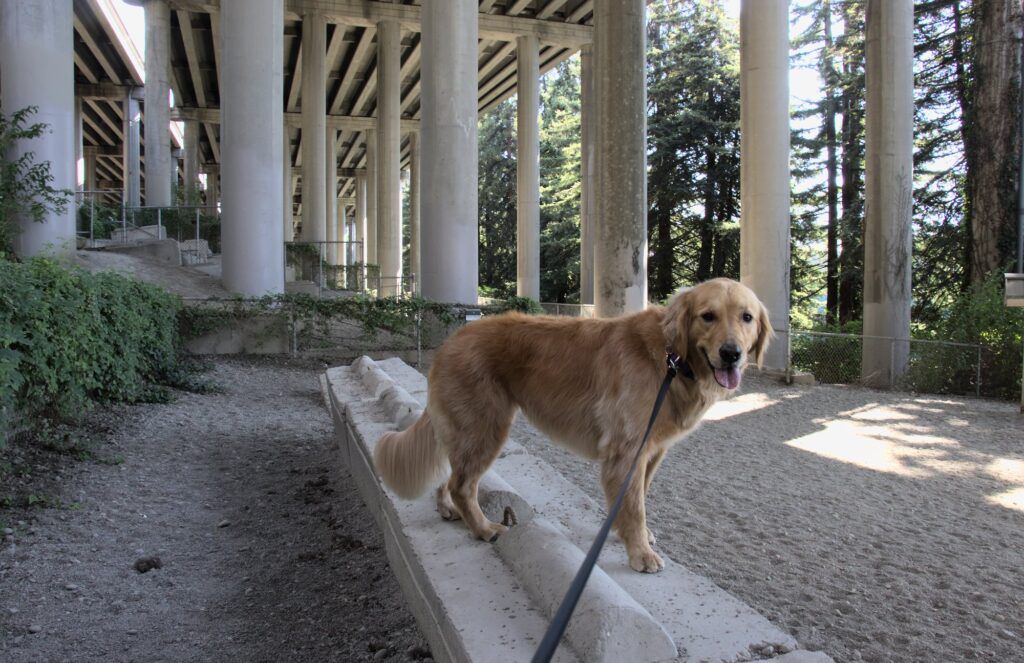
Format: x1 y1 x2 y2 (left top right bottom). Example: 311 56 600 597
374 278 771 573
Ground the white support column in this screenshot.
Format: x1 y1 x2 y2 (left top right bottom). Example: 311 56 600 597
409 131 421 292
516 34 541 301
338 196 348 272
283 130 293 242
204 165 220 213
365 128 378 265
740 0 791 371
421 0 479 304
142 0 172 207
300 12 327 243
579 44 595 306
84 146 98 193
326 128 338 264
123 89 141 208
220 0 284 295
594 0 647 316
377 19 403 295
183 120 200 204
862 0 914 386
356 171 368 266
74 97 85 191
0 0 76 257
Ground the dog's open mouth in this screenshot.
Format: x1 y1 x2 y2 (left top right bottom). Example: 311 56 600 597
703 350 742 390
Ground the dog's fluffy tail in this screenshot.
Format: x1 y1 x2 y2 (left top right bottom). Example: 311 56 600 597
373 412 447 499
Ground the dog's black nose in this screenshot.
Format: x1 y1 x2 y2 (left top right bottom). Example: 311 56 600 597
719 343 741 366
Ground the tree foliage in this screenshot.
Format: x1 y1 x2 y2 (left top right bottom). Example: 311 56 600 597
0 107 71 256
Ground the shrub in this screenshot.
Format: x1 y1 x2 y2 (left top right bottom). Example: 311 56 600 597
0 257 181 443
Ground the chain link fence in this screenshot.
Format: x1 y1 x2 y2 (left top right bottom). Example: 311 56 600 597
790 330 985 397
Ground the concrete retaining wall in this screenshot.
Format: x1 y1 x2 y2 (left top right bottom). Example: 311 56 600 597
325 356 835 663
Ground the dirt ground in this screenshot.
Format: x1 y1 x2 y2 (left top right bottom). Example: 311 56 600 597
0 356 431 663
524 373 1024 663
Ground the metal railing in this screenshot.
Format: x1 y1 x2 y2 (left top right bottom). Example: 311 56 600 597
539 302 596 318
75 193 221 264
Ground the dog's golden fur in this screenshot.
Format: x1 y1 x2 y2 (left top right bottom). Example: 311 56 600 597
374 278 771 572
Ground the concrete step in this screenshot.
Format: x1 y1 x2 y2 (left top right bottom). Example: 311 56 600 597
325 356 835 663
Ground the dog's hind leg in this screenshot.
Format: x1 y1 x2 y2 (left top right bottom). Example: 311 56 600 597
436 402 515 543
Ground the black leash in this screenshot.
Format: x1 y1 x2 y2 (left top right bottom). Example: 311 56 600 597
530 352 684 663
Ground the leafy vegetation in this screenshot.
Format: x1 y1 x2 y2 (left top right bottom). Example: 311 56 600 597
0 258 182 445
0 107 72 256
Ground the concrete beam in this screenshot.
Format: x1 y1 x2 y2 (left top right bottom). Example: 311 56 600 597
170 106 420 133
76 83 144 100
167 0 593 47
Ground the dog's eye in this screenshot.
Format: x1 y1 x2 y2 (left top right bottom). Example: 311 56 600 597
742 312 753 323
701 312 715 322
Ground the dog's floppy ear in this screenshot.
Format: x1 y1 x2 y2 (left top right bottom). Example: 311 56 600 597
661 289 690 360
752 301 774 368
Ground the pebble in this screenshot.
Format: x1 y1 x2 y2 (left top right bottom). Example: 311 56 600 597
28 625 42 634
134 556 162 573
65 584 78 591
217 519 231 528
372 648 389 661
2 528 12 535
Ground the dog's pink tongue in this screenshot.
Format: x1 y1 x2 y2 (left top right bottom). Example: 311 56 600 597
714 366 742 390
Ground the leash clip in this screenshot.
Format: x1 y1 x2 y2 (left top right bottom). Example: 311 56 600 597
665 350 681 377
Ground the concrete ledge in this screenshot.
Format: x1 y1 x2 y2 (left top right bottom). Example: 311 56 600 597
326 356 835 663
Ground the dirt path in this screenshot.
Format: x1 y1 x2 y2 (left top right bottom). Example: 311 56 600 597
0 356 431 663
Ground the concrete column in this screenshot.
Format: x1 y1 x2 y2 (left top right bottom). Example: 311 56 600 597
142 0 172 207
74 97 85 191
516 35 541 301
739 0 790 371
84 146 98 193
377 20 403 295
365 128 378 265
300 12 327 243
204 165 220 213
862 0 913 386
594 0 647 316
580 44 595 306
409 131 421 292
326 128 338 264
355 171 368 265
338 197 348 271
421 0 479 304
123 89 141 207
283 130 293 241
182 121 201 204
0 0 76 257
220 0 284 295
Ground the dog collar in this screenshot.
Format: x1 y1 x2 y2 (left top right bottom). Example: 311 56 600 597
666 350 695 381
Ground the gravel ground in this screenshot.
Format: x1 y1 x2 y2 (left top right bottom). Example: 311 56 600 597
0 356 431 663
521 373 1024 663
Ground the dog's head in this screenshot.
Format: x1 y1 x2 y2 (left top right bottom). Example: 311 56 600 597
661 278 773 390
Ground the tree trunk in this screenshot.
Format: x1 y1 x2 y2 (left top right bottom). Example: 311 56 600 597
823 0 840 324
697 147 717 282
966 0 1023 284
838 1 865 324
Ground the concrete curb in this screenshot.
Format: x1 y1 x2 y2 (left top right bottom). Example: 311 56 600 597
326 356 835 663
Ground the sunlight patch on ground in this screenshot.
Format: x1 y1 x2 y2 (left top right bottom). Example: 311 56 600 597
785 421 933 477
988 487 1024 513
704 392 779 421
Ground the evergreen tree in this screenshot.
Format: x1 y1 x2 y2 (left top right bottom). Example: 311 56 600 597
646 0 742 302
477 100 518 298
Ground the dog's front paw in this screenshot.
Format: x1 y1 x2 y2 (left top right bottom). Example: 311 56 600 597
628 547 665 573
